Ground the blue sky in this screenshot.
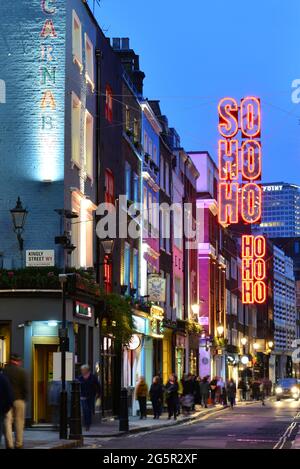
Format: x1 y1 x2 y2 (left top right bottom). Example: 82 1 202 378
92 0 300 184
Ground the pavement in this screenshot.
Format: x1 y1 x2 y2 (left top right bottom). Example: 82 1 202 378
0 403 235 449
2 398 299 449
83 399 300 450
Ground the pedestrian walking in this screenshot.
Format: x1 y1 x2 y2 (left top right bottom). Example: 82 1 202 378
217 377 226 406
260 380 266 406
165 374 179 420
149 376 163 419
226 379 237 409
78 364 101 431
0 371 14 447
210 377 218 404
181 374 194 415
3 354 28 449
200 376 210 408
135 376 148 419
194 376 202 408
251 379 260 400
238 379 247 401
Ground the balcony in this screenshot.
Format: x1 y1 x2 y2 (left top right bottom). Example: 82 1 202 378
0 267 101 300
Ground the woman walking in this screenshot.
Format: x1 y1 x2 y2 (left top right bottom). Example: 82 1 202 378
165 374 179 420
200 376 210 408
227 379 237 409
78 365 101 431
149 376 163 419
135 376 148 419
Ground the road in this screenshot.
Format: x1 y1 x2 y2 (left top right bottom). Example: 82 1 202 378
84 399 300 450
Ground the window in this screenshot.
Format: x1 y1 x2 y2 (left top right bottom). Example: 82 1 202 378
105 85 113 123
174 277 183 319
165 162 170 195
71 92 81 167
124 243 131 294
153 145 157 164
85 207 93 267
125 162 131 200
125 106 130 130
133 249 139 293
166 273 171 307
71 194 94 269
104 257 112 293
231 258 237 279
105 169 114 205
85 33 94 90
84 110 93 179
160 156 165 190
71 194 80 268
133 172 139 203
149 139 153 159
72 11 82 69
133 118 139 141
144 131 148 153
143 187 148 229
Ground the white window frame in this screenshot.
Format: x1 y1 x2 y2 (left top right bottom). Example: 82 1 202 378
72 10 83 71
71 92 81 168
84 33 95 91
84 109 94 180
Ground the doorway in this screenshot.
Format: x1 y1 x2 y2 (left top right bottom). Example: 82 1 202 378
33 344 58 423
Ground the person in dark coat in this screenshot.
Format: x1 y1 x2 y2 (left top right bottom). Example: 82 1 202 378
149 376 163 419
227 379 237 408
78 364 101 431
200 376 210 408
210 377 218 404
238 379 247 401
165 374 179 420
3 354 28 449
194 377 202 406
0 371 14 446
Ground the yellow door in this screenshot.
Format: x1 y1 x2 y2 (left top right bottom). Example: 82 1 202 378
33 344 58 423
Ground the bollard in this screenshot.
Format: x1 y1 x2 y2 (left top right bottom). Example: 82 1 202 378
69 381 82 440
119 387 129 432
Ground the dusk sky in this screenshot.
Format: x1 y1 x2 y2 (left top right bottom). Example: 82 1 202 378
92 0 300 184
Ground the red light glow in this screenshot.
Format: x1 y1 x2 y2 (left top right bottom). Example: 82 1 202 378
242 235 266 304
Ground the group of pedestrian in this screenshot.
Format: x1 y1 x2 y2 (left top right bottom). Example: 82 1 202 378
0 354 28 449
135 373 239 419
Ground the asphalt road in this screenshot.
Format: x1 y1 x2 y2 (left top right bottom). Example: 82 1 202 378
84 399 300 450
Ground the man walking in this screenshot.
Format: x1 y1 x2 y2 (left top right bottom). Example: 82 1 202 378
0 370 14 446
4 354 28 449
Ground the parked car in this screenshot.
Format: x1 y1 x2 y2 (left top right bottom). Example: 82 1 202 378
275 378 300 401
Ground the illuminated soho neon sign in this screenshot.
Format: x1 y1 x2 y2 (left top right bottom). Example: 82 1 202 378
217 97 266 304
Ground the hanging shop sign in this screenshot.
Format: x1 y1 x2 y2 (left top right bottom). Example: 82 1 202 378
128 334 141 351
26 250 55 267
217 97 266 304
75 302 93 319
150 306 164 338
147 275 166 302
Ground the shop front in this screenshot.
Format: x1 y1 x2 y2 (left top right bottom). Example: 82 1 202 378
175 334 187 380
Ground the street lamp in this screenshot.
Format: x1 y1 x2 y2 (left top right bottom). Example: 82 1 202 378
216 324 224 337
101 238 115 256
241 337 248 346
268 341 274 349
253 341 260 351
10 197 28 252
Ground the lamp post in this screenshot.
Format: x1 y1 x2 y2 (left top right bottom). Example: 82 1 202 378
10 197 28 265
